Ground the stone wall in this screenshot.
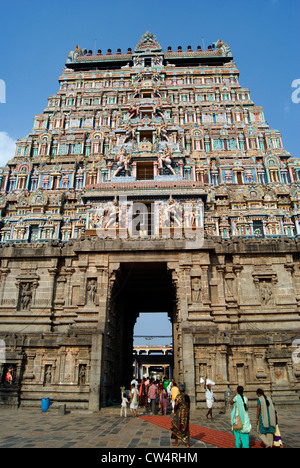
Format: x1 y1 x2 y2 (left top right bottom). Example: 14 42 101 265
0 236 299 410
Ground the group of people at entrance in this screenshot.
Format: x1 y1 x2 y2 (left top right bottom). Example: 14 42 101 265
120 377 191 447
123 377 183 417
121 377 282 448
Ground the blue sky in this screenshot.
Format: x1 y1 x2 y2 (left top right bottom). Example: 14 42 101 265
0 0 299 165
134 313 172 346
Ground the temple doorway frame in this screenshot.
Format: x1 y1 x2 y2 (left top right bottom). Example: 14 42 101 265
89 258 182 410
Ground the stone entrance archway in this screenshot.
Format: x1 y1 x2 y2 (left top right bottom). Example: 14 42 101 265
100 262 177 405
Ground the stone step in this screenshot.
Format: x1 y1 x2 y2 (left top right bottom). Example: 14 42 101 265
271 388 300 406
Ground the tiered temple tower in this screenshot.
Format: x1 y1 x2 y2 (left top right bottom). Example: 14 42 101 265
0 32 299 410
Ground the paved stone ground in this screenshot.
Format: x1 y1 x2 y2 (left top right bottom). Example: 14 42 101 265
0 405 298 449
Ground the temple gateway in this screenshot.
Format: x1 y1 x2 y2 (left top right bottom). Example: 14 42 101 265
0 32 299 410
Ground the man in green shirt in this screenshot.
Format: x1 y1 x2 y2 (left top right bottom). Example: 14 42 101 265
163 377 170 391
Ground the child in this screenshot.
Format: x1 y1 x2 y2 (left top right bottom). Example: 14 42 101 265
120 391 129 418
160 389 169 416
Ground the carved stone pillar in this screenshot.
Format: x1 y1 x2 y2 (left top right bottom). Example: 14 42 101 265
0 262 10 305
64 266 75 307
89 330 104 411
181 331 196 408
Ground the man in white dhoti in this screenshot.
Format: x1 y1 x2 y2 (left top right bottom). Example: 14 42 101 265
203 379 216 420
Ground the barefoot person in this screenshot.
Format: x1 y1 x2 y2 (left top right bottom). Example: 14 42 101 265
130 384 138 418
204 379 216 419
230 386 252 448
171 393 190 448
256 388 276 448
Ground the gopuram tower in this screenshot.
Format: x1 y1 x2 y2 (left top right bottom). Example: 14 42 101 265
0 32 299 411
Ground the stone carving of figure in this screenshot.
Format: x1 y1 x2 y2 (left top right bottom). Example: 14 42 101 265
90 210 102 227
123 122 136 144
133 56 143 67
153 55 163 66
79 365 86 386
156 122 169 142
152 98 164 117
214 39 232 57
113 147 132 176
163 197 182 227
129 103 139 119
260 281 273 306
192 277 201 302
99 198 120 230
67 45 87 63
158 146 176 175
20 283 33 310
87 279 97 304
44 365 52 386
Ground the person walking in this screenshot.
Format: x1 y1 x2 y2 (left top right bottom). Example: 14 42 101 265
131 378 138 389
130 384 139 418
204 380 216 419
138 379 147 409
256 388 276 448
147 379 158 415
171 392 190 448
158 379 164 411
179 383 190 409
163 376 170 392
230 386 252 448
160 388 169 416
120 390 129 418
166 379 172 399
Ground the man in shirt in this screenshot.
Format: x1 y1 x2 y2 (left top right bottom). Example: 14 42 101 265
147 379 158 415
163 377 170 392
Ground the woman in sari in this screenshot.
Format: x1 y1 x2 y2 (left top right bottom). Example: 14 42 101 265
138 379 147 409
158 380 164 411
256 389 276 448
230 386 252 448
171 393 190 448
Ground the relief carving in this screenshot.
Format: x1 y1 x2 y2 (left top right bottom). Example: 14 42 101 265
260 280 274 306
191 277 201 303
86 279 97 304
19 283 33 311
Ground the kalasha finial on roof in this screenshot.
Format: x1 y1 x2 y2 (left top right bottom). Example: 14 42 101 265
134 31 162 53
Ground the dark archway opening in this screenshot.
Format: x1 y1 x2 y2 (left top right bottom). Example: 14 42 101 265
103 262 176 403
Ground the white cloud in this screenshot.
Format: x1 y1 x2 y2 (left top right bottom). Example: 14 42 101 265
0 132 16 166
